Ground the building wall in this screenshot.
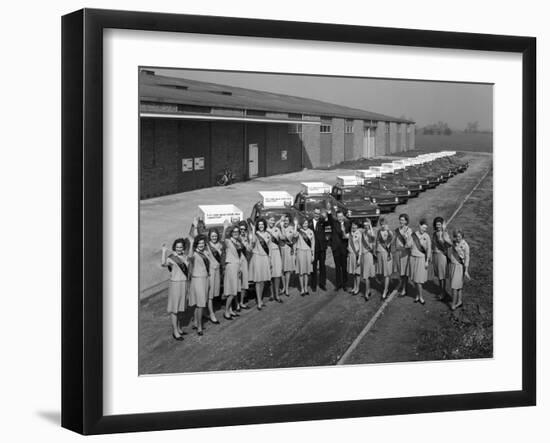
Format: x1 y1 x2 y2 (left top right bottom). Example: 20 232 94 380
300 115 321 168
375 121 387 156
320 134 332 166
399 123 407 152
344 133 354 160
389 122 398 153
352 119 364 158
407 123 416 150
211 122 245 181
265 124 302 175
331 118 345 165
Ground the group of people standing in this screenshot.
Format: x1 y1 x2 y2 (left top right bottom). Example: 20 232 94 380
160 208 471 341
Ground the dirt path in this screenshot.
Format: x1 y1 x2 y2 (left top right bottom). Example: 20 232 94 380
139 152 492 374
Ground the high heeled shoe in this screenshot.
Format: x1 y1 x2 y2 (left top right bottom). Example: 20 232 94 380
223 313 233 320
172 333 184 341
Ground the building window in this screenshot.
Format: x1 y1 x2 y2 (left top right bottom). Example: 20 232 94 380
345 120 354 133
320 124 332 133
288 123 302 134
385 123 390 133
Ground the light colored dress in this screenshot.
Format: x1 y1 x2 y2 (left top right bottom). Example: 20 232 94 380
206 241 223 300
375 229 394 276
393 226 412 276
408 231 432 284
432 230 452 279
448 239 470 289
347 230 363 275
360 229 376 279
239 233 251 288
223 238 243 296
295 228 315 274
165 254 189 314
267 226 283 278
280 225 297 272
249 231 272 282
188 250 210 308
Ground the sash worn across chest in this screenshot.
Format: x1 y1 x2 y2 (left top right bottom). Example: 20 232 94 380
349 233 360 256
208 242 222 264
395 227 407 246
280 228 295 247
451 245 465 265
433 232 448 254
194 250 210 275
361 232 374 253
268 229 280 247
256 232 270 255
412 232 427 258
378 230 392 261
299 229 312 248
168 253 189 278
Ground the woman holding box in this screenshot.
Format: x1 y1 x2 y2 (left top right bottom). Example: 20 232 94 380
188 234 210 335
375 217 394 300
161 238 190 341
432 216 453 300
408 218 432 305
393 214 413 296
250 218 272 310
278 214 298 297
267 215 284 303
347 220 362 296
295 217 315 296
448 229 471 310
360 219 376 301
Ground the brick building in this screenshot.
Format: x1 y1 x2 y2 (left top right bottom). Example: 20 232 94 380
140 70 415 199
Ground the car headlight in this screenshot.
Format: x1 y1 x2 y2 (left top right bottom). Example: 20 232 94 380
347 210 352 216
426 180 430 184
376 208 380 215
394 197 399 202
419 185 422 189
407 190 411 195
371 198 376 203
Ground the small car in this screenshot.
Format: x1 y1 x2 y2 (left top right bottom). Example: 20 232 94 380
395 168 438 189
358 180 400 212
329 185 381 225
368 177 411 204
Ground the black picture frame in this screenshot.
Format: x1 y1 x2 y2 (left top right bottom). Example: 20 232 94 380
61 8 536 435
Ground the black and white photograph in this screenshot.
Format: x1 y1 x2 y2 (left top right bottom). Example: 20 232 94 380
138 68 493 375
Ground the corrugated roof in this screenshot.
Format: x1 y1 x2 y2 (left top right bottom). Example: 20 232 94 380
139 72 414 124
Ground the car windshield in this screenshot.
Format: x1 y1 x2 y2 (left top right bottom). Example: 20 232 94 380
304 197 328 211
341 189 366 202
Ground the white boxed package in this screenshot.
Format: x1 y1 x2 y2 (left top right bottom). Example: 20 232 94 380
336 175 361 187
381 162 398 172
259 191 293 208
368 167 383 177
198 204 243 226
301 182 331 195
355 169 378 179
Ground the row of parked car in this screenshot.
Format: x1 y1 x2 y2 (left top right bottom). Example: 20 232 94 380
247 151 469 228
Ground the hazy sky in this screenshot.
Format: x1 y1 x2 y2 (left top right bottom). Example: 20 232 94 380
152 68 493 131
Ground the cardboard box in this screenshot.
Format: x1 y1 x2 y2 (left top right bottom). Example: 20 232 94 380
301 182 331 195
198 204 243 226
259 191 293 208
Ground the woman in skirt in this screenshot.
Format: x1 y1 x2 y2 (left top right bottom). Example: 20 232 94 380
360 219 376 301
266 215 284 303
250 218 272 310
448 229 471 310
432 216 453 301
294 217 315 296
347 220 362 296
408 218 432 305
237 221 252 310
188 234 210 335
161 238 190 341
375 217 394 299
204 227 223 324
278 214 298 297
393 213 413 296
222 223 245 320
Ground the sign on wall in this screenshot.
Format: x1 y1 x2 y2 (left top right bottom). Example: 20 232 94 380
194 157 205 170
281 150 288 160
182 158 193 172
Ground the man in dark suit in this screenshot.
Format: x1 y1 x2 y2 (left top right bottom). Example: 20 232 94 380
326 208 351 291
310 207 328 291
